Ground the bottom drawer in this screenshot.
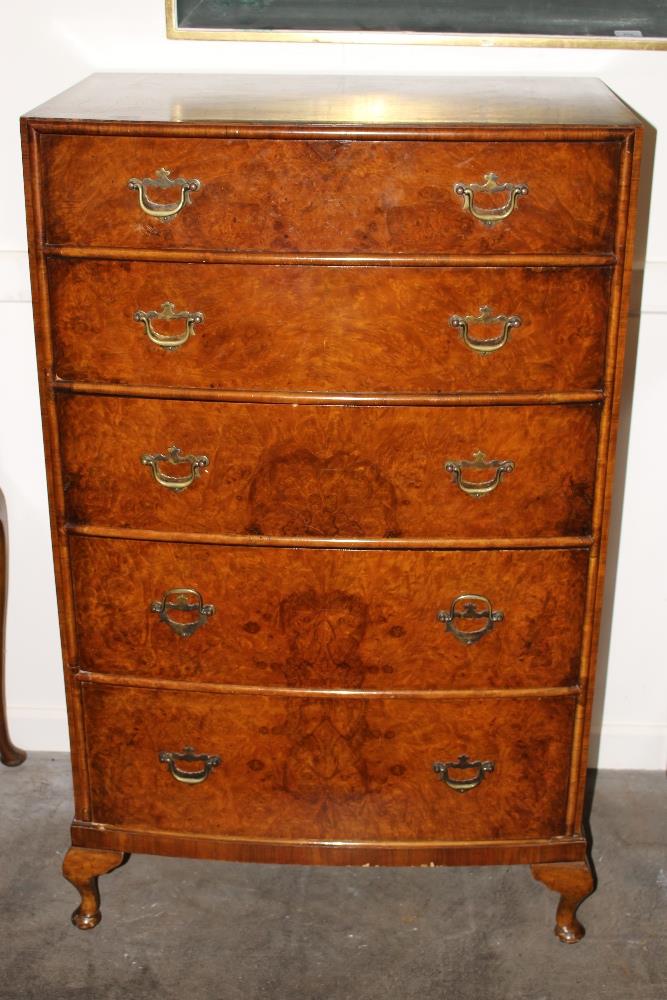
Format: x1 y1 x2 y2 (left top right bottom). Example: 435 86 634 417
82 683 575 843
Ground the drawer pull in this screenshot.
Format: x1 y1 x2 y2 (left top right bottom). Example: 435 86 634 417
433 755 495 793
151 587 215 638
449 305 521 355
128 167 201 221
444 450 514 498
437 594 504 645
141 444 209 493
454 172 528 227
158 746 221 785
134 300 204 351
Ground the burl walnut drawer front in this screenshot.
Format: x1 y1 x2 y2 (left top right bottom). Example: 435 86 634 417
82 682 576 843
48 259 611 394
58 395 599 540
40 134 621 254
70 537 588 690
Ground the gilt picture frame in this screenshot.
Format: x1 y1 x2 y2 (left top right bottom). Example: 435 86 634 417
166 0 667 48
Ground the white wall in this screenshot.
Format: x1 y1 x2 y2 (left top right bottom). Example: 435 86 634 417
1 0 665 768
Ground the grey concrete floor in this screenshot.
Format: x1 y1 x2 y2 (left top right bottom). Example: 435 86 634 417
0 755 665 1000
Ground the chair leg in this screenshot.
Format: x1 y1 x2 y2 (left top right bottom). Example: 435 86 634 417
0 515 26 767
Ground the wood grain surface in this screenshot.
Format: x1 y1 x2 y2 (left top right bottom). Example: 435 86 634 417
56 395 600 540
19 78 643 927
62 847 128 930
69 822 589 867
532 858 596 943
22 75 642 128
69 537 589 690
47 259 611 394
81 681 576 842
40 134 621 254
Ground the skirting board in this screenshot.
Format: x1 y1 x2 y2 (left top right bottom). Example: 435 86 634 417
1 251 667 314
588 724 667 771
6 708 667 768
7 707 70 753
0 252 31 303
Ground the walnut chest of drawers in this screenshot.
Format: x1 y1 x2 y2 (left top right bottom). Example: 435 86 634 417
21 74 642 941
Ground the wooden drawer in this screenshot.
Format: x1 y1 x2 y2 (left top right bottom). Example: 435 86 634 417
41 134 621 254
58 396 599 540
82 682 576 842
70 537 588 690
48 259 611 394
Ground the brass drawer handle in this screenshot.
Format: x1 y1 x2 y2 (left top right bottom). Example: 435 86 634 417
151 588 215 638
128 167 201 221
135 301 204 351
433 755 495 793
454 172 528 227
444 450 514 498
437 594 504 645
450 305 521 355
158 746 221 785
141 444 209 493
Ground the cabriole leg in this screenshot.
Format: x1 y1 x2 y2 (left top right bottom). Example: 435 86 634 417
63 846 129 929
0 512 26 767
0 715 26 767
531 857 595 943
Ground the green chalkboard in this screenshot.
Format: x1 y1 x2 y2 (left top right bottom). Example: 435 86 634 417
173 0 667 42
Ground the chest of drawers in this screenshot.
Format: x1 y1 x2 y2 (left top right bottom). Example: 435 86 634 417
21 74 642 942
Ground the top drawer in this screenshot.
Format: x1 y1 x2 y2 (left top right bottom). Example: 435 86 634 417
40 134 621 255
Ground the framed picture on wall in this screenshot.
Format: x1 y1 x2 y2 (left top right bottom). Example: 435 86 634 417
166 0 667 47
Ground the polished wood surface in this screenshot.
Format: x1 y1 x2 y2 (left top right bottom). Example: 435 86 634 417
62 847 129 929
81 682 576 842
69 537 589 690
41 134 620 255
67 523 594 551
57 395 600 539
23 74 641 127
71 819 588 868
48 259 611 394
532 858 595 943
0 496 26 766
21 74 643 936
